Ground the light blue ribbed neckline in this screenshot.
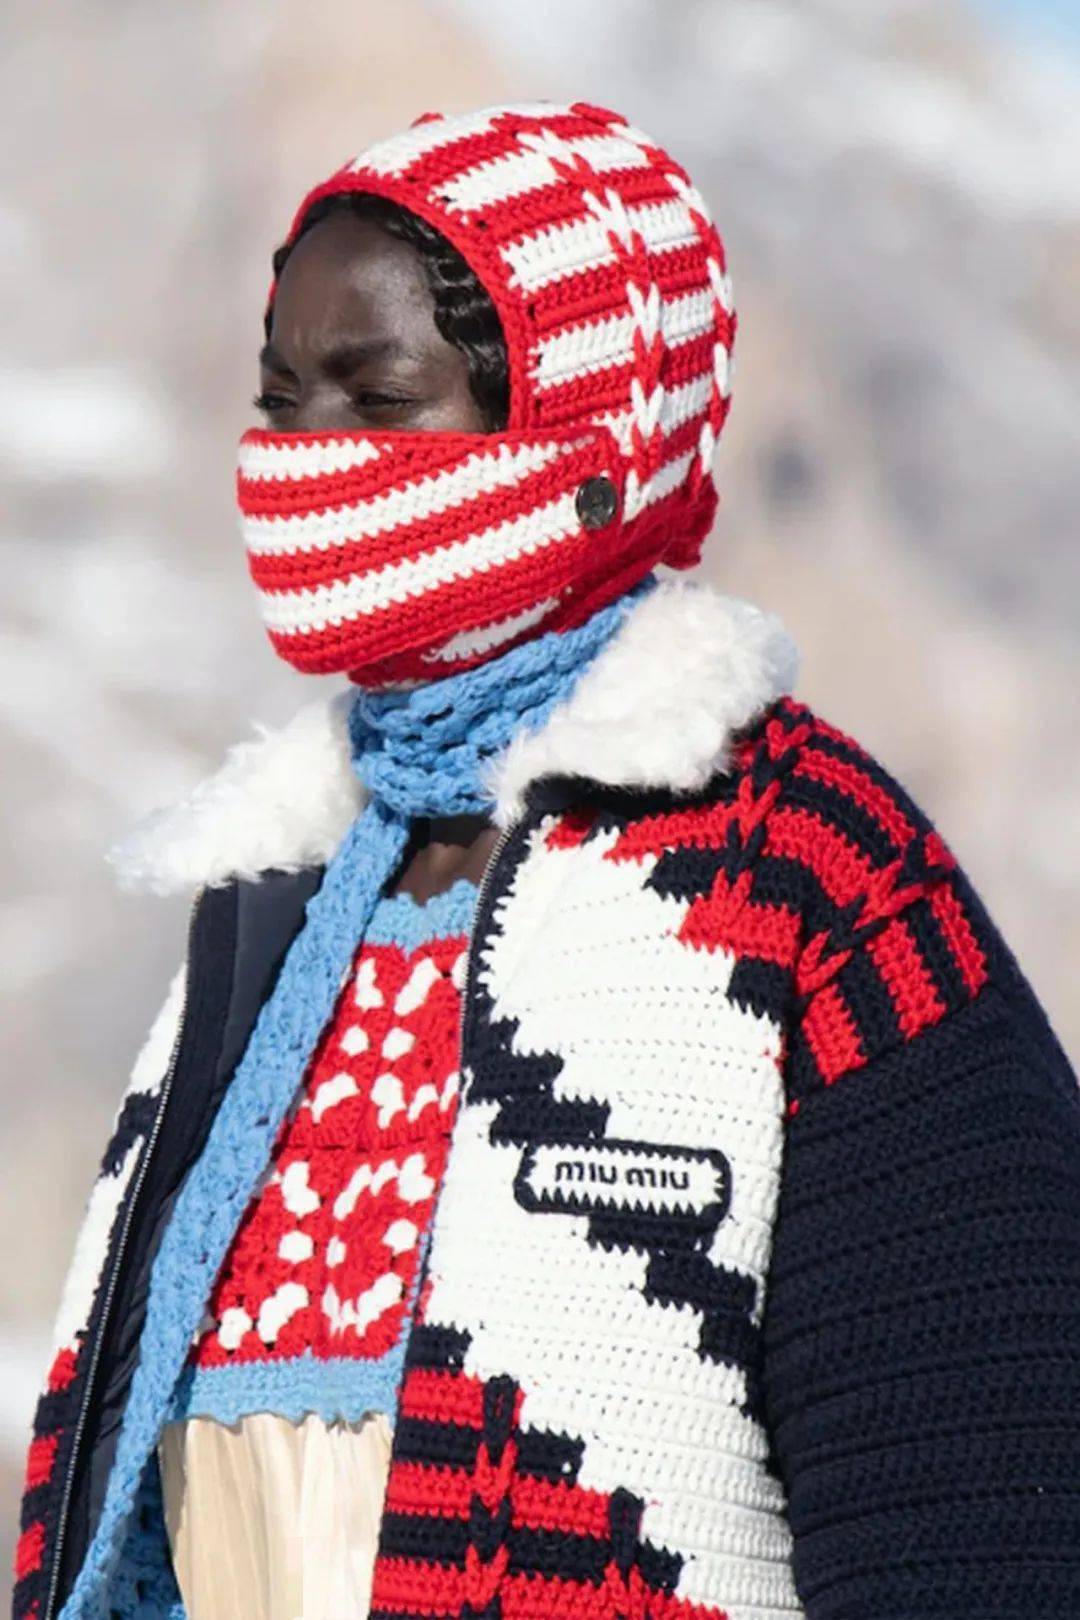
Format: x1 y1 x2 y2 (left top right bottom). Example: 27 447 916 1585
364 873 478 950
167 1348 407 1429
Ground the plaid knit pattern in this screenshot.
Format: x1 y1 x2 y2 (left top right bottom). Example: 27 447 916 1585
241 101 735 685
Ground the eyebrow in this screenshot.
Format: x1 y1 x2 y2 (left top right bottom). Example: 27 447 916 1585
258 342 297 379
258 337 406 381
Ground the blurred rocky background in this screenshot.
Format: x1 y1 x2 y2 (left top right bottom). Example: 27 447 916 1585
2 0 1078 1575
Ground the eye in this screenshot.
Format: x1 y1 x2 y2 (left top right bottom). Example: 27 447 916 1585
350 388 415 411
252 390 296 414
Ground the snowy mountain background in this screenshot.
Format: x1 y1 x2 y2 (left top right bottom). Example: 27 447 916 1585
2 0 1078 1573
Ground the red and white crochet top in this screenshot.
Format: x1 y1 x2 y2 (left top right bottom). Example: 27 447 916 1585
183 880 474 1397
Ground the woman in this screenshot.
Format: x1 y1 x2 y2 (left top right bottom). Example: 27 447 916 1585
14 100 1080 1620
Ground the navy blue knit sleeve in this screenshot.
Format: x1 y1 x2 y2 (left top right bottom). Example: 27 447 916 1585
761 711 1080 1619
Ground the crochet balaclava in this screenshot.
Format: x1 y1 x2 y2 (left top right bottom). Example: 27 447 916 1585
237 99 736 688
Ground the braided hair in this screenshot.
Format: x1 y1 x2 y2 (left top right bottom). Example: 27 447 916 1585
267 193 510 431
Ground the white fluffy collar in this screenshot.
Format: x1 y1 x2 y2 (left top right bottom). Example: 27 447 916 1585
109 579 799 896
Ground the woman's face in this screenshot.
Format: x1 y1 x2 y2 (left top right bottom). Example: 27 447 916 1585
255 211 487 435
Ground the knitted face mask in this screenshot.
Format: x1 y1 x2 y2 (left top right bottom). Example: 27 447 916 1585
241 100 736 688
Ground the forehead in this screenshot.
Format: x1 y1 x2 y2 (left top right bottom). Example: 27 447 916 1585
268 212 437 350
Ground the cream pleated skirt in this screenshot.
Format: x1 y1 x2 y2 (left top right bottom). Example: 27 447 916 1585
157 1411 393 1620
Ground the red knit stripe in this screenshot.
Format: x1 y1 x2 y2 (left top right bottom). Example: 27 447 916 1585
641 409 706 465
795 747 916 851
681 890 802 968
765 805 877 908
802 982 866 1084
608 802 736 861
397 1366 485 1427
545 809 599 850
371 1556 464 1616
259 508 577 660
372 1534 729 1620
383 1460 471 1518
23 1433 58 1492
509 1474 611 1537
866 917 947 1038
499 1572 637 1620
47 1346 77 1393
930 882 990 996
807 712 868 758
14 1522 45 1582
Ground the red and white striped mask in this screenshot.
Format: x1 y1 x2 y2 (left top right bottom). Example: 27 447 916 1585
239 101 736 688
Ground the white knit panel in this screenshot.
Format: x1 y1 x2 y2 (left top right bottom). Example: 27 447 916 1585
424 823 804 1619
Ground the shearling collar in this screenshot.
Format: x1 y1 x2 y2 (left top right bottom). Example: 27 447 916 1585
108 579 799 897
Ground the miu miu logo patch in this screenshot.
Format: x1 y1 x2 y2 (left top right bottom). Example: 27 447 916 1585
514 1139 731 1233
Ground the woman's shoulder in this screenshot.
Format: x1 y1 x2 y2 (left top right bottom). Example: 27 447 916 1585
733 692 956 856
719 694 1050 1096
727 692 990 980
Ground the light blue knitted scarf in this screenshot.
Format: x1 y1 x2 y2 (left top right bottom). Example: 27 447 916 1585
60 576 654 1620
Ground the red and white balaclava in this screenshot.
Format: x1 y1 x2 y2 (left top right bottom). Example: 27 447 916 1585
237 100 736 688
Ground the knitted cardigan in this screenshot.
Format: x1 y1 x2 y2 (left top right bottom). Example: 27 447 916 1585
15 579 1080 1620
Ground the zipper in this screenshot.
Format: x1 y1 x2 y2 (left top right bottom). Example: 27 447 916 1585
457 820 516 1080
43 884 204 1620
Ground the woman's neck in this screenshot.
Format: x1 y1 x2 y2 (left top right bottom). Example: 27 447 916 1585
390 813 498 901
